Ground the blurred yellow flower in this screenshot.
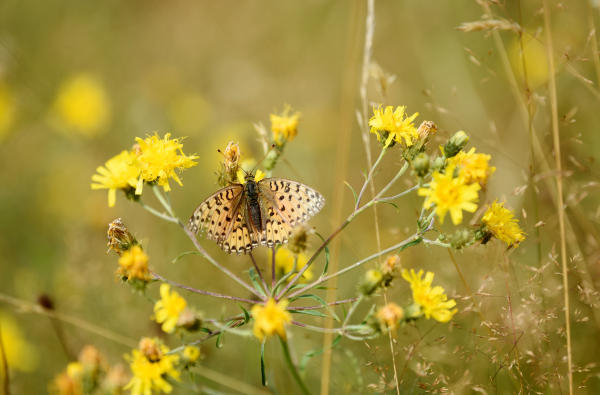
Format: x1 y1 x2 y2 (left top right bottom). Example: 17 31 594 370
167 92 211 134
182 346 200 364
124 338 180 395
418 164 480 225
274 247 314 282
481 200 526 247
510 37 549 89
271 104 301 145
251 299 291 341
376 303 404 332
50 362 84 395
237 169 266 184
0 84 16 139
91 150 139 207
402 269 457 323
134 133 198 194
449 147 496 185
153 283 187 334
0 312 39 375
369 105 419 147
50 74 111 137
117 246 151 281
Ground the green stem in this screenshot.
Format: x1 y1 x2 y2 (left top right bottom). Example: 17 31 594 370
279 337 312 395
342 295 363 327
139 201 178 223
153 185 175 216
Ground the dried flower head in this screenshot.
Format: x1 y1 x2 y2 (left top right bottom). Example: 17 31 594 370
449 147 496 185
152 283 188 334
134 133 198 195
271 104 301 145
418 164 480 225
251 299 292 341
369 105 419 147
222 141 241 174
380 255 400 288
124 338 180 395
402 269 458 323
287 223 314 255
106 218 137 256
91 150 139 207
376 303 405 332
479 200 526 247
116 245 151 282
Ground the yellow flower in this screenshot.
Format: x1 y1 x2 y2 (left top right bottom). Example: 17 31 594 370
274 247 314 282
0 84 16 140
91 151 139 207
237 169 266 184
251 299 292 341
153 284 187 334
117 246 151 281
134 133 198 194
449 147 496 185
182 346 200 364
481 200 526 247
124 338 180 395
369 105 419 147
50 73 111 137
376 303 405 332
402 269 457 323
0 312 39 375
418 164 480 225
270 104 301 145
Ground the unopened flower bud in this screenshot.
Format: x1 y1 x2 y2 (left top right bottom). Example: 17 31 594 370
287 223 314 255
107 219 137 256
359 269 384 296
443 131 470 158
413 153 430 178
404 302 423 320
380 255 400 288
375 303 405 332
416 121 437 144
449 229 473 251
431 156 445 172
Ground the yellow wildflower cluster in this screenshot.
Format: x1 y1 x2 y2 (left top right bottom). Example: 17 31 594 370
402 269 457 323
153 284 188 334
124 338 181 395
91 150 139 207
270 104 301 145
369 105 419 147
251 299 292 341
418 164 480 225
449 147 496 185
274 247 314 282
134 133 198 194
481 200 526 247
117 245 151 281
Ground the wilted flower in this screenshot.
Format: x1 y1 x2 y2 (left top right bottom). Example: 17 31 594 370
152 284 187 334
449 147 496 185
50 73 111 137
91 151 139 207
442 131 469 158
274 247 314 282
107 219 137 256
418 164 480 225
134 133 198 194
271 104 301 145
369 105 419 147
402 269 458 323
116 245 151 282
251 299 292 341
287 223 314 255
375 303 405 332
124 338 180 395
223 141 241 172
479 200 526 247
380 255 400 287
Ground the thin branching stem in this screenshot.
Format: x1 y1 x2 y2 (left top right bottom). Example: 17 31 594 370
139 201 178 223
249 252 270 296
356 147 387 208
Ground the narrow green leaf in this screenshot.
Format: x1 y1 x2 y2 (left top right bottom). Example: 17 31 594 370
380 201 400 213
343 181 358 206
300 335 342 372
398 237 422 253
171 251 202 264
289 294 340 322
314 232 330 279
249 268 267 297
237 303 250 324
361 167 368 181
289 309 330 318
261 338 267 386
216 320 235 348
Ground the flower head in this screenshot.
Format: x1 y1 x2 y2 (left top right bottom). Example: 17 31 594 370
251 299 292 341
271 104 301 145
91 151 139 207
359 269 384 296
134 133 198 194
480 200 526 247
222 141 241 174
117 246 151 281
287 223 314 255
274 247 314 282
418 164 480 225
376 303 405 332
449 147 496 185
182 346 200 364
237 169 266 184
153 283 188 334
369 105 419 147
402 269 457 323
50 363 84 395
124 338 180 395
50 73 111 137
106 218 137 256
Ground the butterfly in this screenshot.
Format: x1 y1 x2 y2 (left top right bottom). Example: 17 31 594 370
188 171 325 256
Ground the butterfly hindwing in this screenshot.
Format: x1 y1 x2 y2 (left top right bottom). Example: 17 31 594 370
218 201 261 256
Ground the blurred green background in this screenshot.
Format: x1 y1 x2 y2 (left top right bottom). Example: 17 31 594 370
1 0 600 393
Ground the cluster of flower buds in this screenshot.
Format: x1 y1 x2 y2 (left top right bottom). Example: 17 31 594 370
359 255 401 296
447 229 474 251
107 219 153 290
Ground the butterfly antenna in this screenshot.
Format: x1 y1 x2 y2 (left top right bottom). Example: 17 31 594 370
251 144 276 173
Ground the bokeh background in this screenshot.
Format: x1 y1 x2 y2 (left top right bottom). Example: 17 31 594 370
1 0 600 393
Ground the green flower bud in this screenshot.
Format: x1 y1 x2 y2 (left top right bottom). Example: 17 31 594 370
449 229 473 251
431 156 445 172
413 153 430 178
359 269 384 296
443 131 470 158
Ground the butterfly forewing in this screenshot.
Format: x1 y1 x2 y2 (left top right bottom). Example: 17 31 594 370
188 185 244 242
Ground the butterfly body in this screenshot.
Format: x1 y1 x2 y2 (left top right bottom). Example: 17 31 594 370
188 173 325 256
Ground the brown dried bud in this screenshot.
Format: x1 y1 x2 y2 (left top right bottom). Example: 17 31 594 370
416 121 437 144
222 141 241 174
287 223 314 255
107 219 136 256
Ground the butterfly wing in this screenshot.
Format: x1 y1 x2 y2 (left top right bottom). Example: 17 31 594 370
187 184 245 242
257 178 326 247
217 201 262 256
